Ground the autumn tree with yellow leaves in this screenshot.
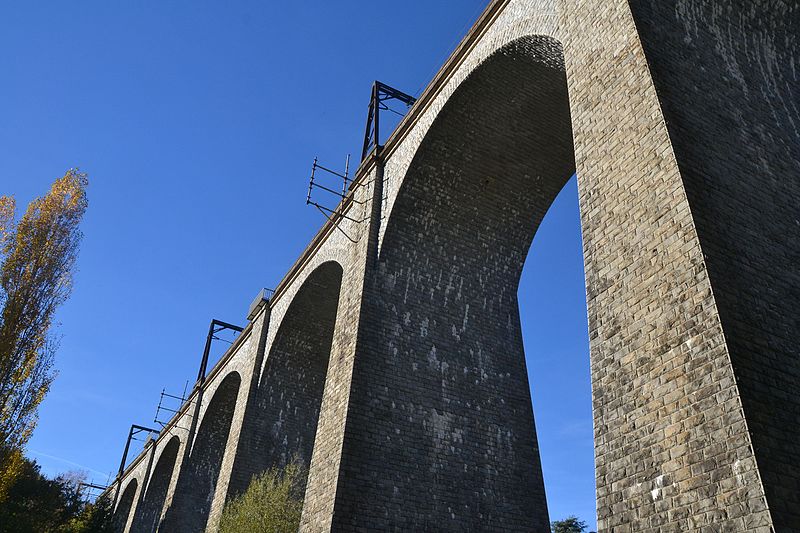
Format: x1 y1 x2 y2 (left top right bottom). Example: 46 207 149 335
0 170 88 502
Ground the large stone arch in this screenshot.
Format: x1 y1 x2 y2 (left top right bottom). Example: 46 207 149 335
161 371 241 532
130 436 181 533
228 261 344 498
113 478 138 533
303 0 798 528
334 35 574 531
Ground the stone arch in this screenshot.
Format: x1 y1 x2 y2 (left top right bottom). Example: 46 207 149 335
162 371 241 532
229 261 344 498
113 478 138 533
336 35 575 530
129 435 181 532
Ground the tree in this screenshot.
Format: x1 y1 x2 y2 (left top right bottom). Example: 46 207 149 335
61 495 114 533
0 170 88 500
0 453 112 533
551 515 591 533
0 456 82 532
218 461 306 533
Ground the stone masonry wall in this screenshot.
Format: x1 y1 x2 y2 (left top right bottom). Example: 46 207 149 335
113 479 138 532
227 262 343 499
108 313 267 533
317 0 786 530
103 1 798 531
331 35 575 531
160 372 241 532
627 3 800 530
563 0 776 530
130 436 181 532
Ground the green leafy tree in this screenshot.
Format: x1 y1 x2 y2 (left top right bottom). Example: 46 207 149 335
218 461 306 533
0 452 112 533
60 495 114 533
0 456 82 532
551 515 592 533
0 170 88 499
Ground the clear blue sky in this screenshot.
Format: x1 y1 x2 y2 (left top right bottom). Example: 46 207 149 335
2 1 594 528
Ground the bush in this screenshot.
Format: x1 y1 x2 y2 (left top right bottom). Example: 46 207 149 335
60 496 114 533
218 461 305 533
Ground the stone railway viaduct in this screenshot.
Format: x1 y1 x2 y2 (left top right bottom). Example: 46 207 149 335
104 0 799 531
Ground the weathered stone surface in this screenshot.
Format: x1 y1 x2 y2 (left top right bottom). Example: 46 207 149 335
627 3 800 530
106 1 798 531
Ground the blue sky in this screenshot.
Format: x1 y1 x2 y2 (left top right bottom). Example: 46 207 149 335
1 1 594 528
